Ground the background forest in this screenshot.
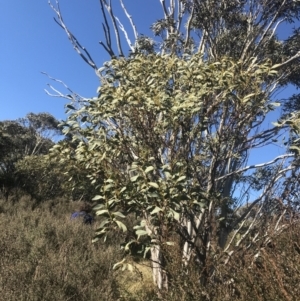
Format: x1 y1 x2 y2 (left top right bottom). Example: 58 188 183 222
2 0 300 300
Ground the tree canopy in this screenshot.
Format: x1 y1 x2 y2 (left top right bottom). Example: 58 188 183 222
0 113 60 199
48 0 300 293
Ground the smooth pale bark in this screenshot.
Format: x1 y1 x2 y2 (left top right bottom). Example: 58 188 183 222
144 218 168 290
150 244 168 290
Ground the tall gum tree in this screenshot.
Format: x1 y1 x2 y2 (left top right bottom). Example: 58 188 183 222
48 0 300 292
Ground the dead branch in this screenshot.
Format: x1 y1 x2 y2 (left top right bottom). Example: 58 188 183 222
119 0 138 41
42 72 89 103
101 0 124 57
99 0 115 57
216 154 294 182
115 17 134 52
48 0 99 76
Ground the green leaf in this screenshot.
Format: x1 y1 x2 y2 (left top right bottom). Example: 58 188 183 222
127 263 134 272
130 175 140 182
92 195 104 200
120 187 127 193
242 93 256 103
96 209 109 216
143 247 151 258
148 182 159 189
269 102 281 107
93 204 105 210
135 229 148 236
289 146 300 154
113 211 126 218
145 166 154 173
176 175 186 183
169 209 180 221
150 206 162 215
122 241 134 251
115 220 127 232
104 184 114 191
165 241 175 246
92 237 100 243
98 219 110 229
271 63 282 69
113 258 126 270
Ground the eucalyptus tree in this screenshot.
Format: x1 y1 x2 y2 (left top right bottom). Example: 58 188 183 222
48 0 300 291
0 113 60 199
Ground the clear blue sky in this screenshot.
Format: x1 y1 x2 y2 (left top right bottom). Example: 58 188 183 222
0 0 298 125
0 0 161 122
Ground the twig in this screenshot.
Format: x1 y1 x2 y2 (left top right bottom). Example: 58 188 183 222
42 72 89 103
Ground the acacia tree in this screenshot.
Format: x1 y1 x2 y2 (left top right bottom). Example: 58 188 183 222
48 0 300 291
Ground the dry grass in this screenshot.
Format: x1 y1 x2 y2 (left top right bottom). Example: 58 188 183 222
1 195 300 301
0 196 155 301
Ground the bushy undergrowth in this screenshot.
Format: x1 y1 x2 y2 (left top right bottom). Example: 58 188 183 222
1 195 300 301
0 196 155 301
160 224 300 301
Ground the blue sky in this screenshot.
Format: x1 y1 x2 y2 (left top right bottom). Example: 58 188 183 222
1 0 161 122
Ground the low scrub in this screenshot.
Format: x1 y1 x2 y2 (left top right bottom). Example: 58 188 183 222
1 195 300 301
0 196 155 301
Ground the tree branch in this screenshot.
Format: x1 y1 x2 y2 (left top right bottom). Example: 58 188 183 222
42 72 89 103
119 0 138 41
115 17 134 51
49 0 99 75
101 0 124 57
184 1 195 49
216 154 294 182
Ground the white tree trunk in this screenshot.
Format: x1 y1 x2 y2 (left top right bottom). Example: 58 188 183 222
150 244 168 290
144 216 168 290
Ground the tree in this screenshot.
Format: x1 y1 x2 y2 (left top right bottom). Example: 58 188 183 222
48 0 300 293
0 113 60 199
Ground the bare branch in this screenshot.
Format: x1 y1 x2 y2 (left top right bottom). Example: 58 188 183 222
176 0 184 34
160 0 169 39
115 17 134 51
101 0 124 57
99 40 115 57
216 154 294 182
119 0 138 41
232 164 294 230
253 0 287 54
273 51 300 69
42 72 89 103
160 0 168 19
169 0 175 19
99 0 115 57
184 1 195 49
49 0 99 75
99 0 112 46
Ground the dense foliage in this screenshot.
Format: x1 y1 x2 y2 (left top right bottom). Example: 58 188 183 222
0 113 60 199
48 0 300 292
